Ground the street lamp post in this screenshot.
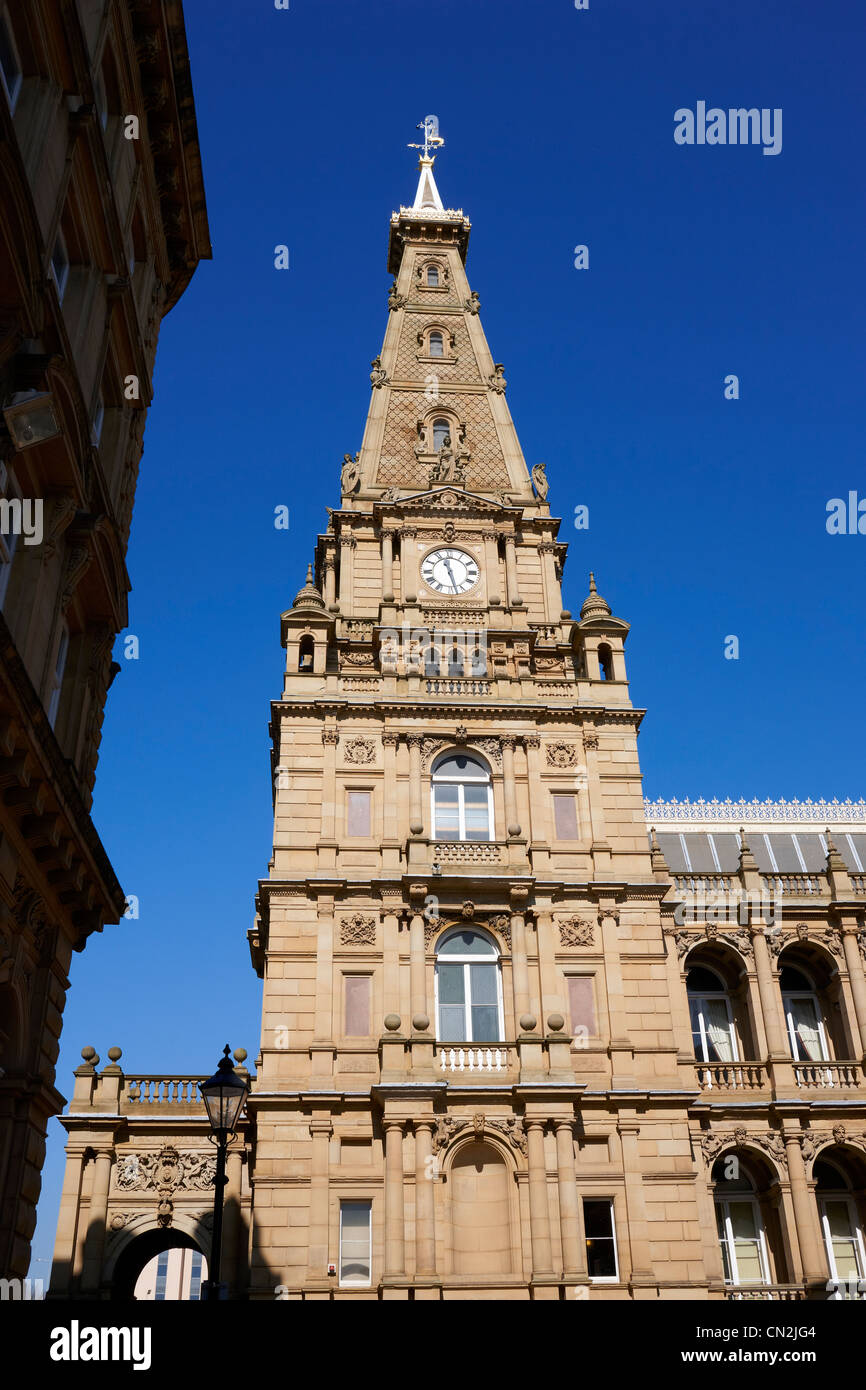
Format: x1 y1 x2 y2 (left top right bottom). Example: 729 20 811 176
199 1044 248 1301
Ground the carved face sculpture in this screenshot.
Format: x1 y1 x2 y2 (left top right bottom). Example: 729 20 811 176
421 547 478 595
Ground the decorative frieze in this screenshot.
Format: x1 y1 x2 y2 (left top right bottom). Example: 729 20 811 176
115 1146 216 1194
343 737 376 765
558 917 595 948
339 913 377 946
645 796 866 824
546 741 579 768
701 1127 787 1170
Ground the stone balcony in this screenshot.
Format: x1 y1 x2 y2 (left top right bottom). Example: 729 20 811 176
693 1059 863 1097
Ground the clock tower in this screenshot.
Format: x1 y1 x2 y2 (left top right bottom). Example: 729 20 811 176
247 125 684 1301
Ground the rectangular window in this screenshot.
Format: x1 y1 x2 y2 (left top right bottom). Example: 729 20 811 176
346 790 371 837
344 975 371 1037
154 1250 169 1301
339 1201 371 1286
51 229 69 301
47 623 69 728
584 1198 618 1281
0 10 22 111
189 1251 203 1301
567 976 596 1037
552 793 578 840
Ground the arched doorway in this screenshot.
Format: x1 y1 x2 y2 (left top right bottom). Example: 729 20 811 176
449 1141 513 1275
112 1228 208 1301
710 1150 791 1287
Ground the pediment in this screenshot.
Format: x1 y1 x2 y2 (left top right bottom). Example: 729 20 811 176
373 486 520 517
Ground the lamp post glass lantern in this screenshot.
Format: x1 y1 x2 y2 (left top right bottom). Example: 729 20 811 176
199 1045 248 1301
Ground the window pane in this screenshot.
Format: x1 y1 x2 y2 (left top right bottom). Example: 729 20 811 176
470 1005 500 1042
469 962 497 1005
347 790 371 837
438 930 496 956
340 1201 371 1284
704 998 734 1062
429 333 443 356
433 783 459 839
427 266 439 286
344 976 370 1037
689 997 706 1061
437 963 465 1003
432 419 449 450
584 1200 617 1278
438 1005 466 1040
434 753 487 779
463 784 490 840
568 976 596 1036
788 997 824 1061
553 794 578 840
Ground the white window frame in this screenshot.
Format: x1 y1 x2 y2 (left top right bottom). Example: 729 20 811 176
430 753 494 843
817 1163 866 1291
781 968 829 1063
434 930 504 1044
338 1200 372 1288
686 969 739 1064
714 1192 770 1286
47 621 69 728
0 7 22 112
584 1198 620 1283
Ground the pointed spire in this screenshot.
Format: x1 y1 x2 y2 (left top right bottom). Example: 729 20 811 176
580 571 612 620
291 563 325 611
412 157 444 212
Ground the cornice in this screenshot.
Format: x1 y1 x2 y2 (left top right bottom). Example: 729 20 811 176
271 698 645 728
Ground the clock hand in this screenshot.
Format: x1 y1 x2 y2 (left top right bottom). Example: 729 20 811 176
444 560 459 593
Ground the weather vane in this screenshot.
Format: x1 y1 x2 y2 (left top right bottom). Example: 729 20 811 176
408 115 444 161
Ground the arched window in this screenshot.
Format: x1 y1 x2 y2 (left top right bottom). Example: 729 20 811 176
780 965 829 1062
598 644 613 680
432 417 450 451
815 1159 866 1291
435 929 503 1042
431 751 493 842
712 1158 770 1286
298 634 314 671
428 330 444 357
687 965 737 1063
426 265 439 287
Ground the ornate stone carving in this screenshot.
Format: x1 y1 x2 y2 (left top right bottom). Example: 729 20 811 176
489 1117 527 1155
700 1127 787 1170
322 729 340 746
530 462 549 501
340 650 376 668
487 363 506 393
339 913 377 946
115 1146 217 1193
344 737 375 764
464 291 480 314
583 731 599 751
490 913 511 949
345 620 373 639
370 355 388 388
341 453 360 494
388 281 406 311
558 917 595 948
546 742 579 768
472 737 502 769
645 796 866 823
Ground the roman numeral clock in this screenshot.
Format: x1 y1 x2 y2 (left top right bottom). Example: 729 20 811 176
420 546 479 595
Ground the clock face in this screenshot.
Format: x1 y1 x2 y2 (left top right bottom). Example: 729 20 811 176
421 547 479 595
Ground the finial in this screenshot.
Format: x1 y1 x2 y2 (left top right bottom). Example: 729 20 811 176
407 114 444 162
589 572 597 593
305 563 313 584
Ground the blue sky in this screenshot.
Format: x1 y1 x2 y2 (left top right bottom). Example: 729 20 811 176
30 0 865 1277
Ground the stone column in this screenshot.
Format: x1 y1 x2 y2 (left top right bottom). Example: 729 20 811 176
539 543 560 624
840 923 866 1057
407 734 424 836
483 530 501 605
783 1131 827 1283
221 1148 244 1293
383 1120 406 1277
320 728 339 842
400 528 417 604
504 533 522 607
380 895 402 1021
324 555 337 611
382 733 399 846
524 734 544 844
381 530 395 602
501 735 521 838
80 1148 113 1292
554 1120 584 1278
409 910 428 1029
750 927 789 1057
617 1121 653 1283
526 1120 553 1276
313 894 335 1043
511 901 531 1026
414 1121 436 1278
51 1146 86 1293
306 1117 332 1281
338 535 355 610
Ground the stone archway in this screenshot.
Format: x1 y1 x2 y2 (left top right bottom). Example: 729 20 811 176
111 1226 208 1301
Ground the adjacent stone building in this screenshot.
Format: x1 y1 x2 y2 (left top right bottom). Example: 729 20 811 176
50 140 866 1301
0 0 210 1280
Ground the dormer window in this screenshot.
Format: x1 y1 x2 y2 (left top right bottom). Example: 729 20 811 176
429 331 444 357
427 265 439 287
